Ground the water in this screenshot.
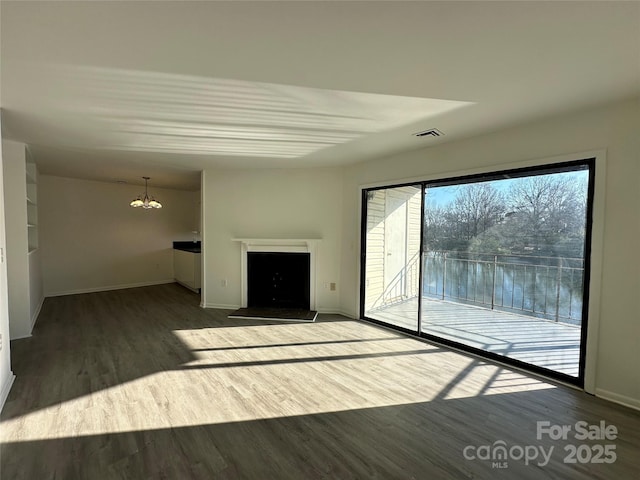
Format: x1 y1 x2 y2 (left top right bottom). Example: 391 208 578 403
422 254 584 326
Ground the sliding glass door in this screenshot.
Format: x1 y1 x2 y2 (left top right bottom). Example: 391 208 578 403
362 185 422 332
361 160 594 384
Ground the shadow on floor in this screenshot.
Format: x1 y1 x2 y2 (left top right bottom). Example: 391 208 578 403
2 284 350 421
3 389 639 480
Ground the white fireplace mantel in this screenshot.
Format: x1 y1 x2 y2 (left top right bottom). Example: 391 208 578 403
232 238 321 309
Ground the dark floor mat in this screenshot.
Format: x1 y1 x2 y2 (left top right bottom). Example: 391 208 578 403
228 307 318 322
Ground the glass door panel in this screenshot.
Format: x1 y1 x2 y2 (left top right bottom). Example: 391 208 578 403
363 185 421 331
421 166 591 380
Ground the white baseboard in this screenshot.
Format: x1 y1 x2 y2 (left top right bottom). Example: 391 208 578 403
175 280 200 293
30 295 45 330
10 332 32 340
201 303 240 310
336 307 358 319
317 309 354 319
595 388 640 411
45 280 176 297
0 372 16 413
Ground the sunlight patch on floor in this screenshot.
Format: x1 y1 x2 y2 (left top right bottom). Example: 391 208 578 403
1 321 557 442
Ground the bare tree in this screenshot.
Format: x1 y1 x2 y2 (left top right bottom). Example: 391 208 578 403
423 173 587 257
444 183 505 249
423 199 448 252
504 175 584 256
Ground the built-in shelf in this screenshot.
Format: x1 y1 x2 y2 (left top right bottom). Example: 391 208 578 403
5 143 42 340
26 159 36 178
26 182 37 200
25 149 39 252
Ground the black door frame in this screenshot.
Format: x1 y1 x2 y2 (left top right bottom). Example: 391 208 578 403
359 158 596 387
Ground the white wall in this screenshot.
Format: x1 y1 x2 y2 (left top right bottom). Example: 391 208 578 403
340 98 640 408
0 117 16 411
202 167 343 313
39 175 199 296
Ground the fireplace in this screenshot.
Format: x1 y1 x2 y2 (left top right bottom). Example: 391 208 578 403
233 238 320 311
247 252 310 309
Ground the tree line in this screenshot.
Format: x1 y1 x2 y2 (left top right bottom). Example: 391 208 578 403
424 174 588 261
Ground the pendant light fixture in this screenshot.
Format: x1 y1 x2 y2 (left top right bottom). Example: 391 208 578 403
130 176 162 209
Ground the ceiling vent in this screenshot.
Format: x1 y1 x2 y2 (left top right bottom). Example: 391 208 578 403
414 128 444 138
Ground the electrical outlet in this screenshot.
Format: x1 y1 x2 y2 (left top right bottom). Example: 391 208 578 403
330 282 336 291
221 279 228 287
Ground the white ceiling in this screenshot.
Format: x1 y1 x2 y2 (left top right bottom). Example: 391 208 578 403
1 1 639 190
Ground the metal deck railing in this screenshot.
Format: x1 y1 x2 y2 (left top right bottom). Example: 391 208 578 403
369 251 584 325
423 252 584 324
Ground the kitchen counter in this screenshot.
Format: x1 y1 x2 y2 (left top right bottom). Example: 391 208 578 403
173 241 201 254
173 241 201 292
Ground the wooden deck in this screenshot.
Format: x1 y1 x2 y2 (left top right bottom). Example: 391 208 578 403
366 298 581 377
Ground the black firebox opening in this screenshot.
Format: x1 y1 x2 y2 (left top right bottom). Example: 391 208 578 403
247 252 310 310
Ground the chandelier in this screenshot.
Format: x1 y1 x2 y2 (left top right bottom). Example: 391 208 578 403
130 176 162 209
